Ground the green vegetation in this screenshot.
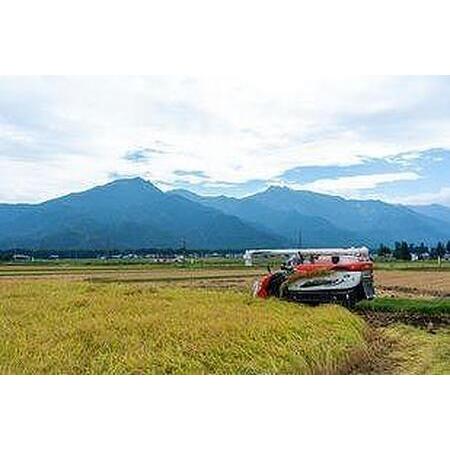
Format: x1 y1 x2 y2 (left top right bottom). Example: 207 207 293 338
377 240 450 261
356 296 450 315
393 241 412 260
0 280 368 375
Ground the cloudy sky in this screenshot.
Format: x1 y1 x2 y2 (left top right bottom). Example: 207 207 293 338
1 76 450 205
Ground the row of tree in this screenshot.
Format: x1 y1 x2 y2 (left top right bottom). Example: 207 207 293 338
377 241 450 260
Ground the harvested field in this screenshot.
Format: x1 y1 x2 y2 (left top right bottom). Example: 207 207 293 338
5 262 450 299
0 266 264 284
375 270 450 298
4 262 450 299
375 261 450 271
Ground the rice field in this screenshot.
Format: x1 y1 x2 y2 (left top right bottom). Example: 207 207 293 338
0 280 368 374
378 325 450 375
0 261 449 375
4 261 450 299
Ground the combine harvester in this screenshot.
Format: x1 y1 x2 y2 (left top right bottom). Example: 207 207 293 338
244 247 375 307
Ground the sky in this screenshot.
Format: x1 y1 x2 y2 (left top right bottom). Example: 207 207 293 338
1 76 450 205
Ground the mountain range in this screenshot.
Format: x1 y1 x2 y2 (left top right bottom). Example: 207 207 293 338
1 177 449 250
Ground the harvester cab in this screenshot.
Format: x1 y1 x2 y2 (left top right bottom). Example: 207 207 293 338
244 247 375 307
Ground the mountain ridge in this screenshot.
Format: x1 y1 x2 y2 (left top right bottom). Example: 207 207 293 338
171 185 450 247
0 178 285 250
0 177 449 250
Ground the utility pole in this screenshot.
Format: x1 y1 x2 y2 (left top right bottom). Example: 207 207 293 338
297 228 303 248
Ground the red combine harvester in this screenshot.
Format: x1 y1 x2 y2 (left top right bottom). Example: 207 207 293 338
244 247 375 307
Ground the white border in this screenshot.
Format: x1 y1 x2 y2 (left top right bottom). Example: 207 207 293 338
1 0 450 75
1 1 449 448
0 376 448 449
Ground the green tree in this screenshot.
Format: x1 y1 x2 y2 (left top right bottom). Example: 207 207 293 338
393 241 411 260
377 243 391 257
417 242 429 256
436 241 446 257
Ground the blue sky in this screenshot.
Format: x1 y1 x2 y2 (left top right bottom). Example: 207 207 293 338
1 76 450 205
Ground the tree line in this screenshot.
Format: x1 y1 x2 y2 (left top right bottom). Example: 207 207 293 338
0 248 245 261
377 241 450 260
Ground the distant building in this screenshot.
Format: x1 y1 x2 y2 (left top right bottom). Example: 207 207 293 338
122 253 139 260
13 254 32 261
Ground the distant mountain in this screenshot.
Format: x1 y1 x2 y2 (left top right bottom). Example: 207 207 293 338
170 189 358 247
171 186 450 247
407 204 450 226
1 178 449 251
0 178 286 250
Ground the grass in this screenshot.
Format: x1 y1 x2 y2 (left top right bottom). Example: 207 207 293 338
0 280 368 375
355 296 450 315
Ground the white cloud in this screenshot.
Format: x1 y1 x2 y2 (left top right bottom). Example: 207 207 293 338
280 172 421 197
389 186 450 206
1 76 450 202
